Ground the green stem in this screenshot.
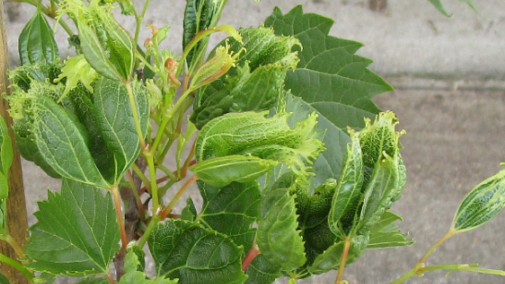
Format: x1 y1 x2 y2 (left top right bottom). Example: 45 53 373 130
418 229 456 265
126 170 145 218
0 253 34 280
3 234 24 259
137 215 160 248
133 0 151 49
390 263 505 284
145 153 159 211
158 164 178 181
131 163 151 192
160 176 197 220
156 137 175 165
125 82 146 150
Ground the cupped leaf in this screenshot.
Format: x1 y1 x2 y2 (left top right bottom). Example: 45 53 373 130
244 255 282 284
452 167 505 232
32 96 108 188
148 220 247 284
256 188 306 271
265 6 393 187
190 155 278 188
190 27 299 129
118 251 178 284
197 181 260 250
307 235 368 275
94 78 149 183
25 178 120 276
329 132 364 237
18 10 59 66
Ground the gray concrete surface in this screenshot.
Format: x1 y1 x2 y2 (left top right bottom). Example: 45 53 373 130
3 0 505 283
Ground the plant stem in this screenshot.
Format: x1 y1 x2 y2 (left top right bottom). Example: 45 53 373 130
125 170 145 218
125 82 146 150
417 229 456 266
131 162 151 192
335 237 352 284
0 253 33 280
111 185 128 251
3 234 24 259
160 176 197 220
242 242 260 271
137 215 160 248
107 271 116 284
390 263 505 284
145 153 160 211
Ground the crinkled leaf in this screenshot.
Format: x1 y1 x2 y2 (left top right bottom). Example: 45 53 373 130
190 155 278 188
56 55 98 99
244 255 282 284
307 235 368 275
118 251 178 284
257 188 306 271
191 27 299 129
94 78 149 183
427 0 477 17
294 179 338 267
197 181 260 250
329 133 364 237
18 10 59 66
32 96 108 188
25 178 120 276
452 167 505 232
265 6 393 187
148 220 246 284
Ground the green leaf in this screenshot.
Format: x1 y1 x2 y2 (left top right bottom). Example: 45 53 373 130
55 55 99 99
118 251 178 284
294 179 339 267
148 220 247 284
190 155 278 188
328 133 364 237
181 198 197 221
367 211 413 249
18 10 59 66
25 178 120 276
427 0 477 17
32 96 108 188
0 198 7 236
0 272 9 284
244 255 282 284
197 181 260 250
0 115 13 177
452 167 505 232
256 188 306 271
307 235 368 275
191 27 299 129
94 78 149 183
183 0 214 67
265 6 393 187
76 277 109 284
33 273 56 284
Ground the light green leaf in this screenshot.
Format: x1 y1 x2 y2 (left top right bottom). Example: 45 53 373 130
75 277 109 284
191 155 277 188
452 167 505 232
265 6 393 187
307 235 368 275
118 251 178 284
33 273 56 284
256 188 306 271
181 198 197 221
148 220 247 284
367 230 413 249
18 10 59 66
197 181 260 250
25 178 120 276
244 255 282 284
32 96 108 188
94 78 149 183
427 0 477 16
368 210 403 234
328 132 364 237
55 55 99 99
0 115 13 177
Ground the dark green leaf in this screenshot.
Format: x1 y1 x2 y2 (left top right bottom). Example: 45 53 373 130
0 115 13 177
148 220 246 284
181 198 197 221
18 10 59 66
294 179 339 267
94 78 149 183
197 180 260 250
118 251 178 284
453 167 505 232
244 255 282 284
265 6 393 187
25 179 120 276
0 197 6 236
257 188 306 271
0 272 9 284
32 96 108 188
307 235 368 275
15 132 61 178
328 133 364 237
183 0 213 67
